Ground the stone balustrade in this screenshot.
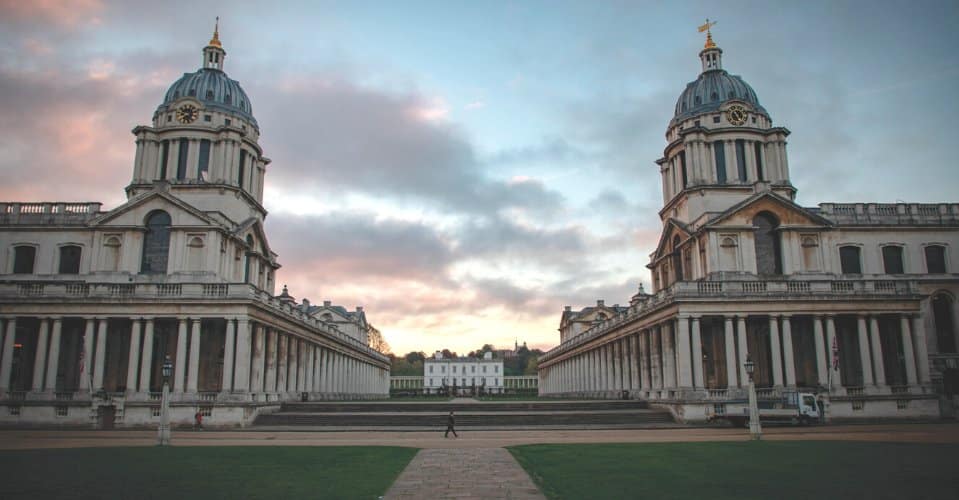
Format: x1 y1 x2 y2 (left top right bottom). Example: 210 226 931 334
817 202 959 225
0 202 103 225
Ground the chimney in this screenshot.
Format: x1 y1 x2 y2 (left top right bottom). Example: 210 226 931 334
597 299 605 307
564 305 571 311
323 300 331 307
356 306 364 312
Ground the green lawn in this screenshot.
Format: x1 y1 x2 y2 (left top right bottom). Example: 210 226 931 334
509 441 959 500
0 446 417 499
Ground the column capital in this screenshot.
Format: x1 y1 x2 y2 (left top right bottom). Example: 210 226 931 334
779 313 792 319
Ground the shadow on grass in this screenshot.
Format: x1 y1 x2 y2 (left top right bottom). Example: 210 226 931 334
509 441 959 500
0 446 418 499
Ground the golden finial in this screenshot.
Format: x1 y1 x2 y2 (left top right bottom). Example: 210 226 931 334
698 18 717 49
208 16 222 48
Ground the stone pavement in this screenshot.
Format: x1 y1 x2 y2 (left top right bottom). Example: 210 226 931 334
384 447 545 500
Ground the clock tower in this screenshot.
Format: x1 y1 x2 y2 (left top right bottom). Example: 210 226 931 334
657 25 794 227
126 21 270 225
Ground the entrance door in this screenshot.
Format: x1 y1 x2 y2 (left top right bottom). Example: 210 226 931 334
98 405 116 430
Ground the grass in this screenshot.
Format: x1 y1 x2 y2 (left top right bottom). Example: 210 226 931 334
509 441 959 500
0 446 418 499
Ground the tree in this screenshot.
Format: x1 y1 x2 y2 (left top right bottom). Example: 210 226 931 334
368 327 391 354
404 351 426 364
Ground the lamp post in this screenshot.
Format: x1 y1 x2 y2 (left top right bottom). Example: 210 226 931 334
158 355 173 446
744 355 762 440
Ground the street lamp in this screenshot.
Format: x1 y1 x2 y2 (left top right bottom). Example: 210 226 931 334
158 355 173 446
744 355 762 440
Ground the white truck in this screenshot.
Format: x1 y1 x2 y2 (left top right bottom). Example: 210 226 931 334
708 391 821 427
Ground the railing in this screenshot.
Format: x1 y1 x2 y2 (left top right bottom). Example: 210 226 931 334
817 202 959 225
66 283 90 296
0 202 103 225
55 392 74 401
148 392 162 401
706 389 728 399
203 284 229 297
109 284 136 297
199 392 217 402
156 284 181 296
18 283 44 296
846 386 865 397
890 385 909 395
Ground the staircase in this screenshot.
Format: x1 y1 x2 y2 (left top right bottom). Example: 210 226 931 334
253 399 674 430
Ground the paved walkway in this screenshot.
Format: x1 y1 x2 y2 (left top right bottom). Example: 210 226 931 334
384 447 545 500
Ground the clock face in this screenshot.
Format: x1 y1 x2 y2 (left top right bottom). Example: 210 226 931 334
176 104 199 124
726 105 748 126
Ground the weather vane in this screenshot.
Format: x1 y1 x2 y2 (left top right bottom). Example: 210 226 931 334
698 18 717 49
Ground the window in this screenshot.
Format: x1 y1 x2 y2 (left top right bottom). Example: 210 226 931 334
224 94 231 104
694 96 702 105
925 245 947 273
753 213 782 275
58 245 82 274
712 115 720 124
735 139 747 181
713 140 727 183
483 366 487 373
754 142 765 181
204 114 212 122
429 366 433 373
933 294 956 353
225 119 231 126
679 151 688 188
101 236 121 271
141 211 171 274
12 246 36 274
882 246 905 274
672 235 685 281
176 138 189 180
188 89 196 97
158 140 170 179
452 366 457 373
238 149 246 188
495 366 499 373
206 90 214 100
710 92 719 101
198 139 211 180
839 246 862 274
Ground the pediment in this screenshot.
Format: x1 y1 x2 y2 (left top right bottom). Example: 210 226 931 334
706 191 833 229
652 218 693 261
90 191 221 228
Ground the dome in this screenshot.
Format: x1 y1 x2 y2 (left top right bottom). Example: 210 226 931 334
672 69 766 124
159 68 257 126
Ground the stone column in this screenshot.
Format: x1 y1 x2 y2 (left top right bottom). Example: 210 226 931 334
605 344 614 392
233 319 251 392
125 319 142 394
612 340 622 391
32 318 49 391
900 315 918 386
663 323 677 389
276 333 288 393
222 319 235 392
93 318 108 390
0 319 15 393
825 315 840 389
250 324 266 393
769 316 783 387
187 318 201 393
629 335 640 391
813 316 828 387
650 328 662 389
675 316 692 388
737 316 748 385
724 316 738 388
869 316 886 387
45 318 62 392
781 315 797 387
911 315 931 384
639 331 650 390
691 316 704 388
856 315 874 386
289 338 299 393
265 328 278 392
174 318 188 392
137 319 153 392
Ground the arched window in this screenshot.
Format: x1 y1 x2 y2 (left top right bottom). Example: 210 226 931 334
710 91 719 101
12 245 36 274
58 245 82 274
141 211 171 274
322 313 333 322
753 212 782 275
243 235 254 283
933 293 956 353
839 245 862 274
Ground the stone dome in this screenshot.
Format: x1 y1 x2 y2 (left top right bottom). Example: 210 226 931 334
158 68 257 126
672 69 766 125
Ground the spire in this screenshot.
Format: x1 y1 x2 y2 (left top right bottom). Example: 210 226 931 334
697 19 723 72
202 17 226 71
208 17 222 48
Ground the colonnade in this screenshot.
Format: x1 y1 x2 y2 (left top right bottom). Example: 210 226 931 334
540 312 931 398
0 315 389 400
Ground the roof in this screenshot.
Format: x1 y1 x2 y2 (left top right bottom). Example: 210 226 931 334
672 69 766 124
158 68 257 126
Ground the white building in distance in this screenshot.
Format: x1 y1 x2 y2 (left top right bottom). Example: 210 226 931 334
538 28 959 422
424 351 504 395
0 26 390 428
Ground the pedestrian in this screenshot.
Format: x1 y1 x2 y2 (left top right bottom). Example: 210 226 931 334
194 409 204 431
444 410 458 438
816 394 826 424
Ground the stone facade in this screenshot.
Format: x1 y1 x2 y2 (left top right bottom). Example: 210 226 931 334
424 352 504 394
538 32 959 422
0 27 390 428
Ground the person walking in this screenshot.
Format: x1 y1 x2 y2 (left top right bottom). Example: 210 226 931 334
816 394 826 424
194 409 204 431
444 410 458 438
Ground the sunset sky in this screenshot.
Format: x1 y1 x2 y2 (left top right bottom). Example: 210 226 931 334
1 0 957 355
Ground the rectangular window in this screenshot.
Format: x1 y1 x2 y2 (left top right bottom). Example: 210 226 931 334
13 246 36 274
483 366 487 373
754 142 765 181
679 151 688 188
176 138 189 180
59 245 82 274
198 139 211 180
159 140 170 179
204 114 212 122
712 115 720 124
735 139 747 181
238 149 246 188
882 246 904 274
925 245 947 273
713 141 726 184
429 366 433 373
839 246 862 274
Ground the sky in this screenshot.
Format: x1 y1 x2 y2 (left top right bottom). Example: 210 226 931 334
2 0 958 356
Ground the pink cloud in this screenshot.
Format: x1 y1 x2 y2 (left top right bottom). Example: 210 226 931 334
0 0 105 28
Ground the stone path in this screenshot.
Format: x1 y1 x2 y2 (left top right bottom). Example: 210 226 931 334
384 447 546 500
